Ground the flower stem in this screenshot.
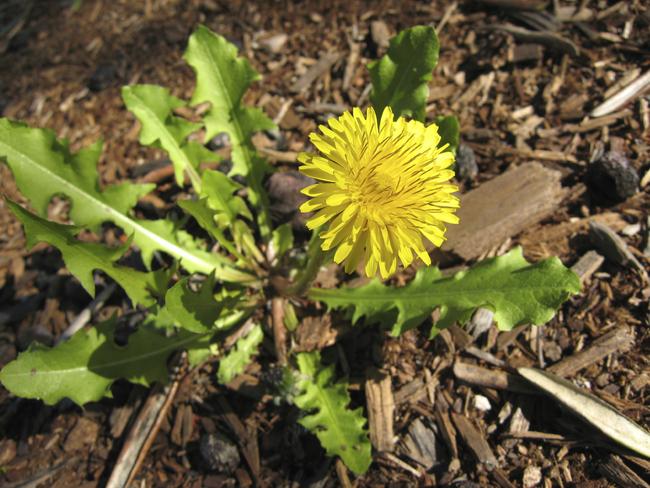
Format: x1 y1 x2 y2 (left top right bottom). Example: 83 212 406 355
287 233 326 296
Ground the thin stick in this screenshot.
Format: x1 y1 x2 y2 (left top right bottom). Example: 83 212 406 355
271 297 287 365
126 380 179 486
56 282 116 344
106 381 179 488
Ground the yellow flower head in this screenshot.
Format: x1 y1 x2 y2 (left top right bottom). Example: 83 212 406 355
298 106 460 279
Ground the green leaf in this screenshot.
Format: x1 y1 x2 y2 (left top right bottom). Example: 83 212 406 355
9 200 155 306
202 170 253 225
184 25 275 238
294 351 372 475
310 247 581 337
201 170 263 263
217 324 263 384
163 275 221 333
368 25 440 122
162 275 252 334
177 198 242 260
0 318 209 406
435 115 460 154
122 84 206 191
0 118 252 283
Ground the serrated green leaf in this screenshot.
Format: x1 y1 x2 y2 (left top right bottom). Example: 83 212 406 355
122 84 205 190
310 247 581 336
0 317 209 406
217 324 263 384
294 351 372 475
201 170 263 263
368 25 440 121
202 169 252 225
184 25 275 238
9 200 155 306
435 115 460 154
0 118 252 282
162 275 252 334
163 275 222 333
177 198 243 260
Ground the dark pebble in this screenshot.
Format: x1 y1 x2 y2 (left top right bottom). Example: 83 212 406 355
199 432 240 473
587 151 639 202
88 64 117 92
454 143 478 180
267 170 315 232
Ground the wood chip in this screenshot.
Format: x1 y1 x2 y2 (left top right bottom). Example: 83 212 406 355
290 52 339 93
401 418 440 470
434 392 459 459
518 367 650 458
490 24 579 56
365 370 395 452
453 361 534 393
547 326 635 377
571 250 604 282
599 454 650 488
589 221 648 280
438 162 566 262
451 412 498 470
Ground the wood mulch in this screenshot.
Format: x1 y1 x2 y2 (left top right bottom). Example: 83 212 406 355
0 0 648 486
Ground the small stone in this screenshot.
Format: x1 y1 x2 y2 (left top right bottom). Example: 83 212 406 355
370 21 391 51
543 341 563 362
267 170 314 232
64 417 100 452
88 63 116 92
258 33 288 53
595 372 610 388
200 432 240 473
621 223 641 236
455 144 478 180
473 395 491 412
587 151 639 202
523 465 542 487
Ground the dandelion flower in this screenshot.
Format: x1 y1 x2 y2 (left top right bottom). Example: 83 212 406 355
298 106 460 279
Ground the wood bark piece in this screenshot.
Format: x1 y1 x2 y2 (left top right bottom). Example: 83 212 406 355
599 454 650 488
365 370 395 452
547 326 635 377
401 418 440 470
434 393 459 459
453 362 535 393
489 24 579 56
216 396 261 485
290 52 340 93
571 250 604 282
438 162 566 262
451 412 498 470
589 221 648 280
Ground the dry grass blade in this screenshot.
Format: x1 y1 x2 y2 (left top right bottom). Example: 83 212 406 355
518 367 650 458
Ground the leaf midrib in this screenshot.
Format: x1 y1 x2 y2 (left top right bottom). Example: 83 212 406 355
0 138 247 280
194 30 270 237
310 281 569 303
1 333 202 379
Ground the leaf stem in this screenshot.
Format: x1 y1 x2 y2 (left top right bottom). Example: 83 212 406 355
287 233 326 297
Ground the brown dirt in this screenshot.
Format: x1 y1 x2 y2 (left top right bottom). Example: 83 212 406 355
0 0 648 486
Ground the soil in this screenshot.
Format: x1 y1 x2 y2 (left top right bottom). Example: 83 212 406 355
0 0 649 487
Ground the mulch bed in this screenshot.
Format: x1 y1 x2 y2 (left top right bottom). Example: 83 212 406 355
0 0 648 486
